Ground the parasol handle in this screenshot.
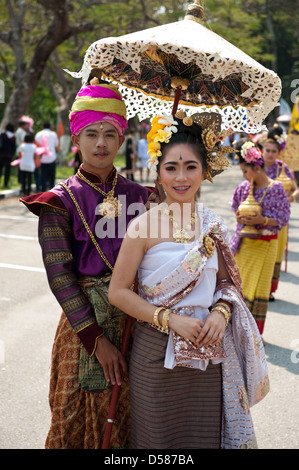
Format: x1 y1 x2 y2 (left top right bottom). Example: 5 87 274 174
285 226 289 272
101 315 133 449
172 86 182 116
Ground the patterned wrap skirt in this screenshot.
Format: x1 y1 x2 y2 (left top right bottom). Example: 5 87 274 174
129 322 222 449
45 312 130 449
234 237 277 334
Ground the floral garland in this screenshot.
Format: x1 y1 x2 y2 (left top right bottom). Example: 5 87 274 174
147 114 178 169
241 141 263 166
274 132 287 145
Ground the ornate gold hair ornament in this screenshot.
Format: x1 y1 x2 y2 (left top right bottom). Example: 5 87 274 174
146 109 233 182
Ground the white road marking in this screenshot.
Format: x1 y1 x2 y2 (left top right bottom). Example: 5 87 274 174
0 262 45 273
0 215 37 222
0 233 38 241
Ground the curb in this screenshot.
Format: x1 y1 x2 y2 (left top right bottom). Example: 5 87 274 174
0 188 21 199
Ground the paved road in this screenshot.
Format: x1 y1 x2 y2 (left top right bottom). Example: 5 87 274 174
0 165 298 449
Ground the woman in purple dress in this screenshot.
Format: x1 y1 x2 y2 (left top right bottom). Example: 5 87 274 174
230 141 290 335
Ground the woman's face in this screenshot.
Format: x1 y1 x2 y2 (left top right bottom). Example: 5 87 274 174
159 143 203 206
262 142 280 166
239 162 259 182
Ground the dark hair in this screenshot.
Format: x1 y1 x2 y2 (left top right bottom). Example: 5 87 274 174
263 138 280 152
43 121 51 129
157 119 208 174
24 134 34 143
6 123 14 132
268 124 283 141
233 137 264 169
266 124 285 151
234 137 251 154
237 146 265 169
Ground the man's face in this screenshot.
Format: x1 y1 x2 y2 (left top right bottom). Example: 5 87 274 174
72 122 125 179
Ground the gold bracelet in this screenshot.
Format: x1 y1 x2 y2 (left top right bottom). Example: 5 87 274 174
153 307 164 328
152 307 170 334
213 305 229 316
214 302 231 319
162 309 171 333
215 301 231 312
212 306 231 326
263 216 269 226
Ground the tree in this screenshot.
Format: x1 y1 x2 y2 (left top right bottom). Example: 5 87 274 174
0 0 95 129
0 0 187 136
1 0 297 137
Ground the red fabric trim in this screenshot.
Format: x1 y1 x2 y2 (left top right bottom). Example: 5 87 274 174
255 320 265 335
259 234 278 241
78 164 116 184
144 185 155 195
271 279 279 293
19 191 66 216
76 322 105 357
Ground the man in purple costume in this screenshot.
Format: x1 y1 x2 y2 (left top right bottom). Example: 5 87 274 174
20 78 148 448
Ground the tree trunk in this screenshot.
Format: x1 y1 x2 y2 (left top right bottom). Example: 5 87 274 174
1 0 93 129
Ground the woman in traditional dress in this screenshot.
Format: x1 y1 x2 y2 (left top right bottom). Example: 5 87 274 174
109 112 270 449
230 141 290 335
262 126 299 299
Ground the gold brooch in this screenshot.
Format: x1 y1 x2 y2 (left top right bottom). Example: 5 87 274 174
98 196 122 219
202 234 216 258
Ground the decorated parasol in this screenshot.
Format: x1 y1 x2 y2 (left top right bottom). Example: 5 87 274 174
68 0 281 133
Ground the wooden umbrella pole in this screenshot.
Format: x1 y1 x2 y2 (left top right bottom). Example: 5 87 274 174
285 225 289 272
172 86 182 116
101 315 133 449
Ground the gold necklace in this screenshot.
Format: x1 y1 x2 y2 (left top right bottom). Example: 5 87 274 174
164 207 197 243
77 169 122 219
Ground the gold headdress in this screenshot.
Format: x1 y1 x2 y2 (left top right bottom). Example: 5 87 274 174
147 110 234 182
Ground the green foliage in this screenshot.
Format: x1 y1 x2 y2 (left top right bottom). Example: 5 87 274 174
27 82 58 133
0 0 298 127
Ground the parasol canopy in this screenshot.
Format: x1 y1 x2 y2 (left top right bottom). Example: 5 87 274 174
67 1 281 133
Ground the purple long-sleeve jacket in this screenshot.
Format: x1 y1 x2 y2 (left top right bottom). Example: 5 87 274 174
229 179 290 256
21 166 149 355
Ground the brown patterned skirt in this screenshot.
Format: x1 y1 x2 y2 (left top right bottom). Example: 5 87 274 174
129 322 222 449
45 312 130 449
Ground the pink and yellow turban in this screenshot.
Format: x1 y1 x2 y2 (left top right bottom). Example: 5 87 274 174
69 80 127 136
